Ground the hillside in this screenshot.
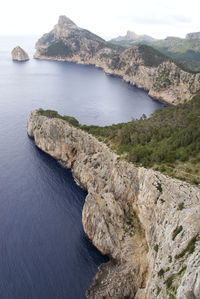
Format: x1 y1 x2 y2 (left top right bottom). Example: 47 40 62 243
109 32 200 73
37 92 200 186
80 93 200 186
150 37 200 72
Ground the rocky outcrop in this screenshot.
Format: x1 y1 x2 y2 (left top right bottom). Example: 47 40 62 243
27 110 200 299
11 46 29 61
186 32 200 40
34 16 200 105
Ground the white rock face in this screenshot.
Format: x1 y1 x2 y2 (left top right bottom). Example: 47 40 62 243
186 32 200 40
27 111 200 299
11 46 29 61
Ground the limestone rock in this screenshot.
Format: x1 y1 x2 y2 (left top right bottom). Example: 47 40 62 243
27 110 200 299
11 46 29 61
186 32 200 40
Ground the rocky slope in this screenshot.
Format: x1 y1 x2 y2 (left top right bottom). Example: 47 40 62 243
34 16 200 105
27 110 200 299
110 31 200 73
11 46 29 61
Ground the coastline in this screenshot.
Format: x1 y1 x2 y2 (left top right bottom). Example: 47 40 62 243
27 110 200 299
33 55 179 106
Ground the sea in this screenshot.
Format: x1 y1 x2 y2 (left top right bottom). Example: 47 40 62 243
0 35 165 299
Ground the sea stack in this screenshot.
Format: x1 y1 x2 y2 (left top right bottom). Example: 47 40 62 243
11 46 29 61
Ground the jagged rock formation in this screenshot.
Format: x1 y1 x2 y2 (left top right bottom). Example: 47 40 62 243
34 16 200 104
27 110 200 299
186 32 200 40
11 46 29 61
35 15 108 59
110 30 156 45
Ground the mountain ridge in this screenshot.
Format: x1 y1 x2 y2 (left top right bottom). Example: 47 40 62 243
109 30 156 46
109 30 200 72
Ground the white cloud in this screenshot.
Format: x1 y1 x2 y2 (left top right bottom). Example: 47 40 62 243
0 0 199 39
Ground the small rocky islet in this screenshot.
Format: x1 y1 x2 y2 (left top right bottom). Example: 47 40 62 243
11 46 29 61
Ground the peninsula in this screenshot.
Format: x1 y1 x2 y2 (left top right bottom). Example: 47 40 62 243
34 15 200 104
27 110 200 299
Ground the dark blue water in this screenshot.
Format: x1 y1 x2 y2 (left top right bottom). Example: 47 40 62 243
0 36 164 299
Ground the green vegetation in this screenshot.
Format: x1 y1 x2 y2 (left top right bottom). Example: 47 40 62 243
110 36 200 72
156 182 163 193
37 93 200 186
43 41 73 57
164 266 187 298
154 244 159 252
149 38 200 73
138 45 170 67
175 235 198 259
80 94 200 185
172 226 183 241
37 109 79 126
177 203 185 210
158 269 165 277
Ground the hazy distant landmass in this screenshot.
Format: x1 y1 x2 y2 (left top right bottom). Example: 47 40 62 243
109 30 156 46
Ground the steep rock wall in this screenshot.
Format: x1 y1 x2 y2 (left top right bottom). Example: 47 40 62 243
27 111 200 299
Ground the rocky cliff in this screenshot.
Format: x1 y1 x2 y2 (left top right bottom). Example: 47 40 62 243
27 110 200 299
11 46 29 61
186 32 200 40
34 16 200 104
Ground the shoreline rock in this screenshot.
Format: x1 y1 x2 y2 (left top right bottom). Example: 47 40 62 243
27 110 200 299
11 46 29 61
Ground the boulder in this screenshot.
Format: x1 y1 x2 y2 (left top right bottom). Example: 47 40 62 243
11 46 29 61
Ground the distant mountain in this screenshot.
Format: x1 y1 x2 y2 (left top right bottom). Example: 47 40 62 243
35 15 119 59
186 32 200 40
149 34 200 72
109 29 200 72
35 16 200 105
109 30 156 47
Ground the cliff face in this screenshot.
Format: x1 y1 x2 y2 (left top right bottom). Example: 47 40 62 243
11 46 29 61
34 16 200 104
186 32 200 40
27 111 200 299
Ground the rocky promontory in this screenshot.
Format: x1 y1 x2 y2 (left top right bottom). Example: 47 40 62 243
11 46 29 61
27 110 200 299
34 16 200 105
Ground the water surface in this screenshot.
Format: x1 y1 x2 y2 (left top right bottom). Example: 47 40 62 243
0 35 164 299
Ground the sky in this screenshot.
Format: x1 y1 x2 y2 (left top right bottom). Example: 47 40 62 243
0 0 199 40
